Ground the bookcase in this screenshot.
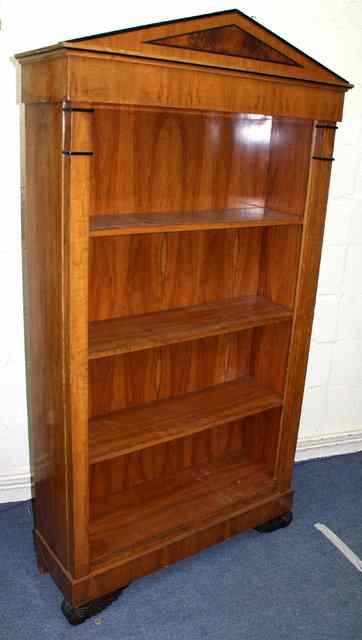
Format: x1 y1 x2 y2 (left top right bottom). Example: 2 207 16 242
16 9 351 625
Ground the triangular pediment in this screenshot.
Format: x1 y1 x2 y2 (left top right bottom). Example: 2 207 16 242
18 9 351 89
147 24 299 67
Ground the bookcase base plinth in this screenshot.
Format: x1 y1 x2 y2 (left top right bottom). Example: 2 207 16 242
34 490 293 609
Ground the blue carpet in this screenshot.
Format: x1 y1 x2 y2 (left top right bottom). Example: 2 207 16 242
0 453 361 639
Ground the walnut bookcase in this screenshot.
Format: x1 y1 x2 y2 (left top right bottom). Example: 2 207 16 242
16 9 351 624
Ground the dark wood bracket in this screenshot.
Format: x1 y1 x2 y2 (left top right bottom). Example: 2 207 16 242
315 124 338 130
62 151 94 156
63 107 95 113
312 156 335 161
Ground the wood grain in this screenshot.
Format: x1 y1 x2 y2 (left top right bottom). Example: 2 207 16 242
20 55 67 103
23 104 70 568
149 24 298 66
62 138 91 577
91 414 259 498
89 376 282 463
90 409 281 504
18 9 349 611
259 225 302 307
251 323 292 395
35 491 293 606
91 109 271 215
89 332 253 418
68 53 346 121
63 110 94 153
19 51 346 122
266 119 314 215
89 228 262 321
89 296 292 359
90 453 274 565
17 10 351 89
276 123 337 492
90 208 302 236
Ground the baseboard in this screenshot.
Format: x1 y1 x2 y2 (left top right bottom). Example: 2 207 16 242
295 430 362 461
0 468 33 503
1 432 361 502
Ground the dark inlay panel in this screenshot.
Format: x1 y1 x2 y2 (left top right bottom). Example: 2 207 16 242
148 25 299 65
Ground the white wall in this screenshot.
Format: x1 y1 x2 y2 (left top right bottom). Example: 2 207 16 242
0 0 361 501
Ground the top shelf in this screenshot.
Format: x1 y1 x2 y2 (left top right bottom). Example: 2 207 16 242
89 207 302 237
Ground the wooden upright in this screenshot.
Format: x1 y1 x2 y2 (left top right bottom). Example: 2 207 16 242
16 9 352 624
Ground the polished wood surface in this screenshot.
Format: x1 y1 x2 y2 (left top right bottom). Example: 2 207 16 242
90 408 281 499
89 332 254 418
89 229 262 321
18 10 350 88
89 377 282 463
89 224 301 323
35 491 293 606
251 323 292 396
259 225 302 307
149 24 297 66
90 454 274 565
23 104 70 568
91 109 271 214
62 150 91 577
19 51 345 121
88 323 291 421
20 55 67 103
18 9 350 612
266 119 313 215
63 109 94 153
90 208 302 236
89 296 292 359
276 123 338 492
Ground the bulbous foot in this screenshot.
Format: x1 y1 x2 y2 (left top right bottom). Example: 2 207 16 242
254 511 293 534
61 587 126 625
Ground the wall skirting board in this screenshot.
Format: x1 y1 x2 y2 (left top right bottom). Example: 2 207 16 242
0 467 33 503
0 432 362 503
295 430 362 462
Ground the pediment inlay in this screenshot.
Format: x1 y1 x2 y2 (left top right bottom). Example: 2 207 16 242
147 24 301 66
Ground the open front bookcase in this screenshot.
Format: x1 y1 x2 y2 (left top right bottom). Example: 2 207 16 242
16 9 351 624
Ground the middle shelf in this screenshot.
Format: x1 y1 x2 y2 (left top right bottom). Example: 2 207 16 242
89 295 292 360
89 376 283 464
89 207 303 237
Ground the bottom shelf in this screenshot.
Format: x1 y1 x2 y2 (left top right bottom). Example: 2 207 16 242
90 452 275 567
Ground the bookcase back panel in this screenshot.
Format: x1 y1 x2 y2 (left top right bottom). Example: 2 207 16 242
89 331 253 418
89 321 291 418
89 228 262 321
89 408 281 519
91 108 272 214
89 224 301 323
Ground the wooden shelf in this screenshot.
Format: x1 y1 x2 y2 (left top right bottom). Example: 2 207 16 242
89 376 283 464
89 295 292 360
89 207 302 237
89 452 275 566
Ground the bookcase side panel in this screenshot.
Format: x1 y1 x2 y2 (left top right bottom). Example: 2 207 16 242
276 122 337 491
62 108 93 578
23 104 70 569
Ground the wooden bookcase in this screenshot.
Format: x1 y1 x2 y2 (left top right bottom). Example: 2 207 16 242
16 9 351 624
